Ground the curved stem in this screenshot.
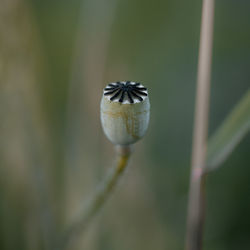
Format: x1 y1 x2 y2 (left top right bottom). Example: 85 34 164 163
56 145 131 250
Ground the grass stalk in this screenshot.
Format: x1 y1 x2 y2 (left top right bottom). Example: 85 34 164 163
185 0 215 249
56 145 131 250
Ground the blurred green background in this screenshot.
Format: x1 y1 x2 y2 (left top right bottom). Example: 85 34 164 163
0 0 250 249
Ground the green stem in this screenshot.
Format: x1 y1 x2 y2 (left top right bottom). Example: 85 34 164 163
56 145 131 250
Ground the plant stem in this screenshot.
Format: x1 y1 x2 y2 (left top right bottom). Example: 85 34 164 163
57 145 131 250
185 0 215 250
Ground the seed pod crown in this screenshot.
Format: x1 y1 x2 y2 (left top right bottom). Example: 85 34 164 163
104 81 148 104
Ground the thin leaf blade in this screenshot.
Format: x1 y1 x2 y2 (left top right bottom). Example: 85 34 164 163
206 90 250 172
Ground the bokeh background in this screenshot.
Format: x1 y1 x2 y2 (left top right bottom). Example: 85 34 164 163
0 0 250 249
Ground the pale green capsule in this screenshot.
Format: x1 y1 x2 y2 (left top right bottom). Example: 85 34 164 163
100 81 150 145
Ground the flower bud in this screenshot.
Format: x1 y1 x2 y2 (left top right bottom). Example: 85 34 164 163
100 81 150 145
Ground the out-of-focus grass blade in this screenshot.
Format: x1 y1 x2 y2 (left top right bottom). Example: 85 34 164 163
206 90 250 172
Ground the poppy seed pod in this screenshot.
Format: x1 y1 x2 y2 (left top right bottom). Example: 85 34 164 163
100 81 150 145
